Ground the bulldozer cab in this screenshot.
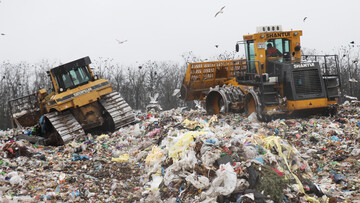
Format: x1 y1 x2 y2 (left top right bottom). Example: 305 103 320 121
50 57 94 93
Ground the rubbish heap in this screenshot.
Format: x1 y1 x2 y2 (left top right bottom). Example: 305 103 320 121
0 101 359 202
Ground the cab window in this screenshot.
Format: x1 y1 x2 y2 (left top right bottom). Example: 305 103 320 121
265 39 290 56
55 66 91 92
245 40 256 73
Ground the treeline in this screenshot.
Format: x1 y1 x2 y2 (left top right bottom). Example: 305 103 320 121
0 48 359 130
93 58 190 111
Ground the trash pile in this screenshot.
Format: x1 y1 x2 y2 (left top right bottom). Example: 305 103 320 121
0 102 359 202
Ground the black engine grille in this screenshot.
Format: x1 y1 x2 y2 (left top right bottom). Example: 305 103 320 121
293 69 322 95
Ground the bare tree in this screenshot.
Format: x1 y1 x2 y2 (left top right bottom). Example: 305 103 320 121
32 60 53 92
335 44 360 98
0 61 32 129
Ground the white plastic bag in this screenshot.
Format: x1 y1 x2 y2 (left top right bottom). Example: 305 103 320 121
351 148 360 156
248 112 259 123
205 163 237 196
10 175 23 186
163 163 181 186
244 145 257 160
201 149 221 169
177 150 197 170
150 175 163 191
185 173 210 190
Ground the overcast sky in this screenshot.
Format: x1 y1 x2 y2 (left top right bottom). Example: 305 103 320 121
0 0 359 66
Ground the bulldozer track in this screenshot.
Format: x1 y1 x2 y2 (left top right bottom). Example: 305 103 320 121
100 92 135 130
45 112 86 144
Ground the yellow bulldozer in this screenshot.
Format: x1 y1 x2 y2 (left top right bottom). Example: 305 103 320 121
8 56 135 145
180 25 341 120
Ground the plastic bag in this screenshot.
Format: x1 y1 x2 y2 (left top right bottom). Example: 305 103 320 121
248 112 259 123
351 148 360 156
201 149 221 169
145 146 165 166
207 163 237 196
168 131 202 161
150 175 163 191
182 119 204 130
163 163 181 186
177 150 197 170
132 123 142 137
163 150 197 186
244 145 257 160
111 154 129 162
10 175 23 186
185 173 210 190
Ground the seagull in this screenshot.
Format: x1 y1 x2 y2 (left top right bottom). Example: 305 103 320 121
116 39 128 44
194 100 205 111
149 93 159 103
349 78 358 83
215 6 225 17
172 89 180 97
303 17 307 22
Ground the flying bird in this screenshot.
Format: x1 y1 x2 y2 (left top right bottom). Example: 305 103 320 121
215 6 225 17
350 41 355 44
215 45 219 48
149 93 159 103
172 89 180 97
116 39 128 44
1 33 5 36
303 17 307 22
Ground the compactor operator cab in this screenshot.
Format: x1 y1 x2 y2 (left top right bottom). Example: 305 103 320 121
236 25 302 76
50 57 95 93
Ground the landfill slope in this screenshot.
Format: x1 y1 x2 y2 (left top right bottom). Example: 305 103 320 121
0 102 359 202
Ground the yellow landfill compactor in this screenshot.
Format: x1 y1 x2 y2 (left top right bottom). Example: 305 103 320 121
8 56 135 145
180 25 341 120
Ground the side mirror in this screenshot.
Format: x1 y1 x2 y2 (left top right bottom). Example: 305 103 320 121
235 44 239 52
